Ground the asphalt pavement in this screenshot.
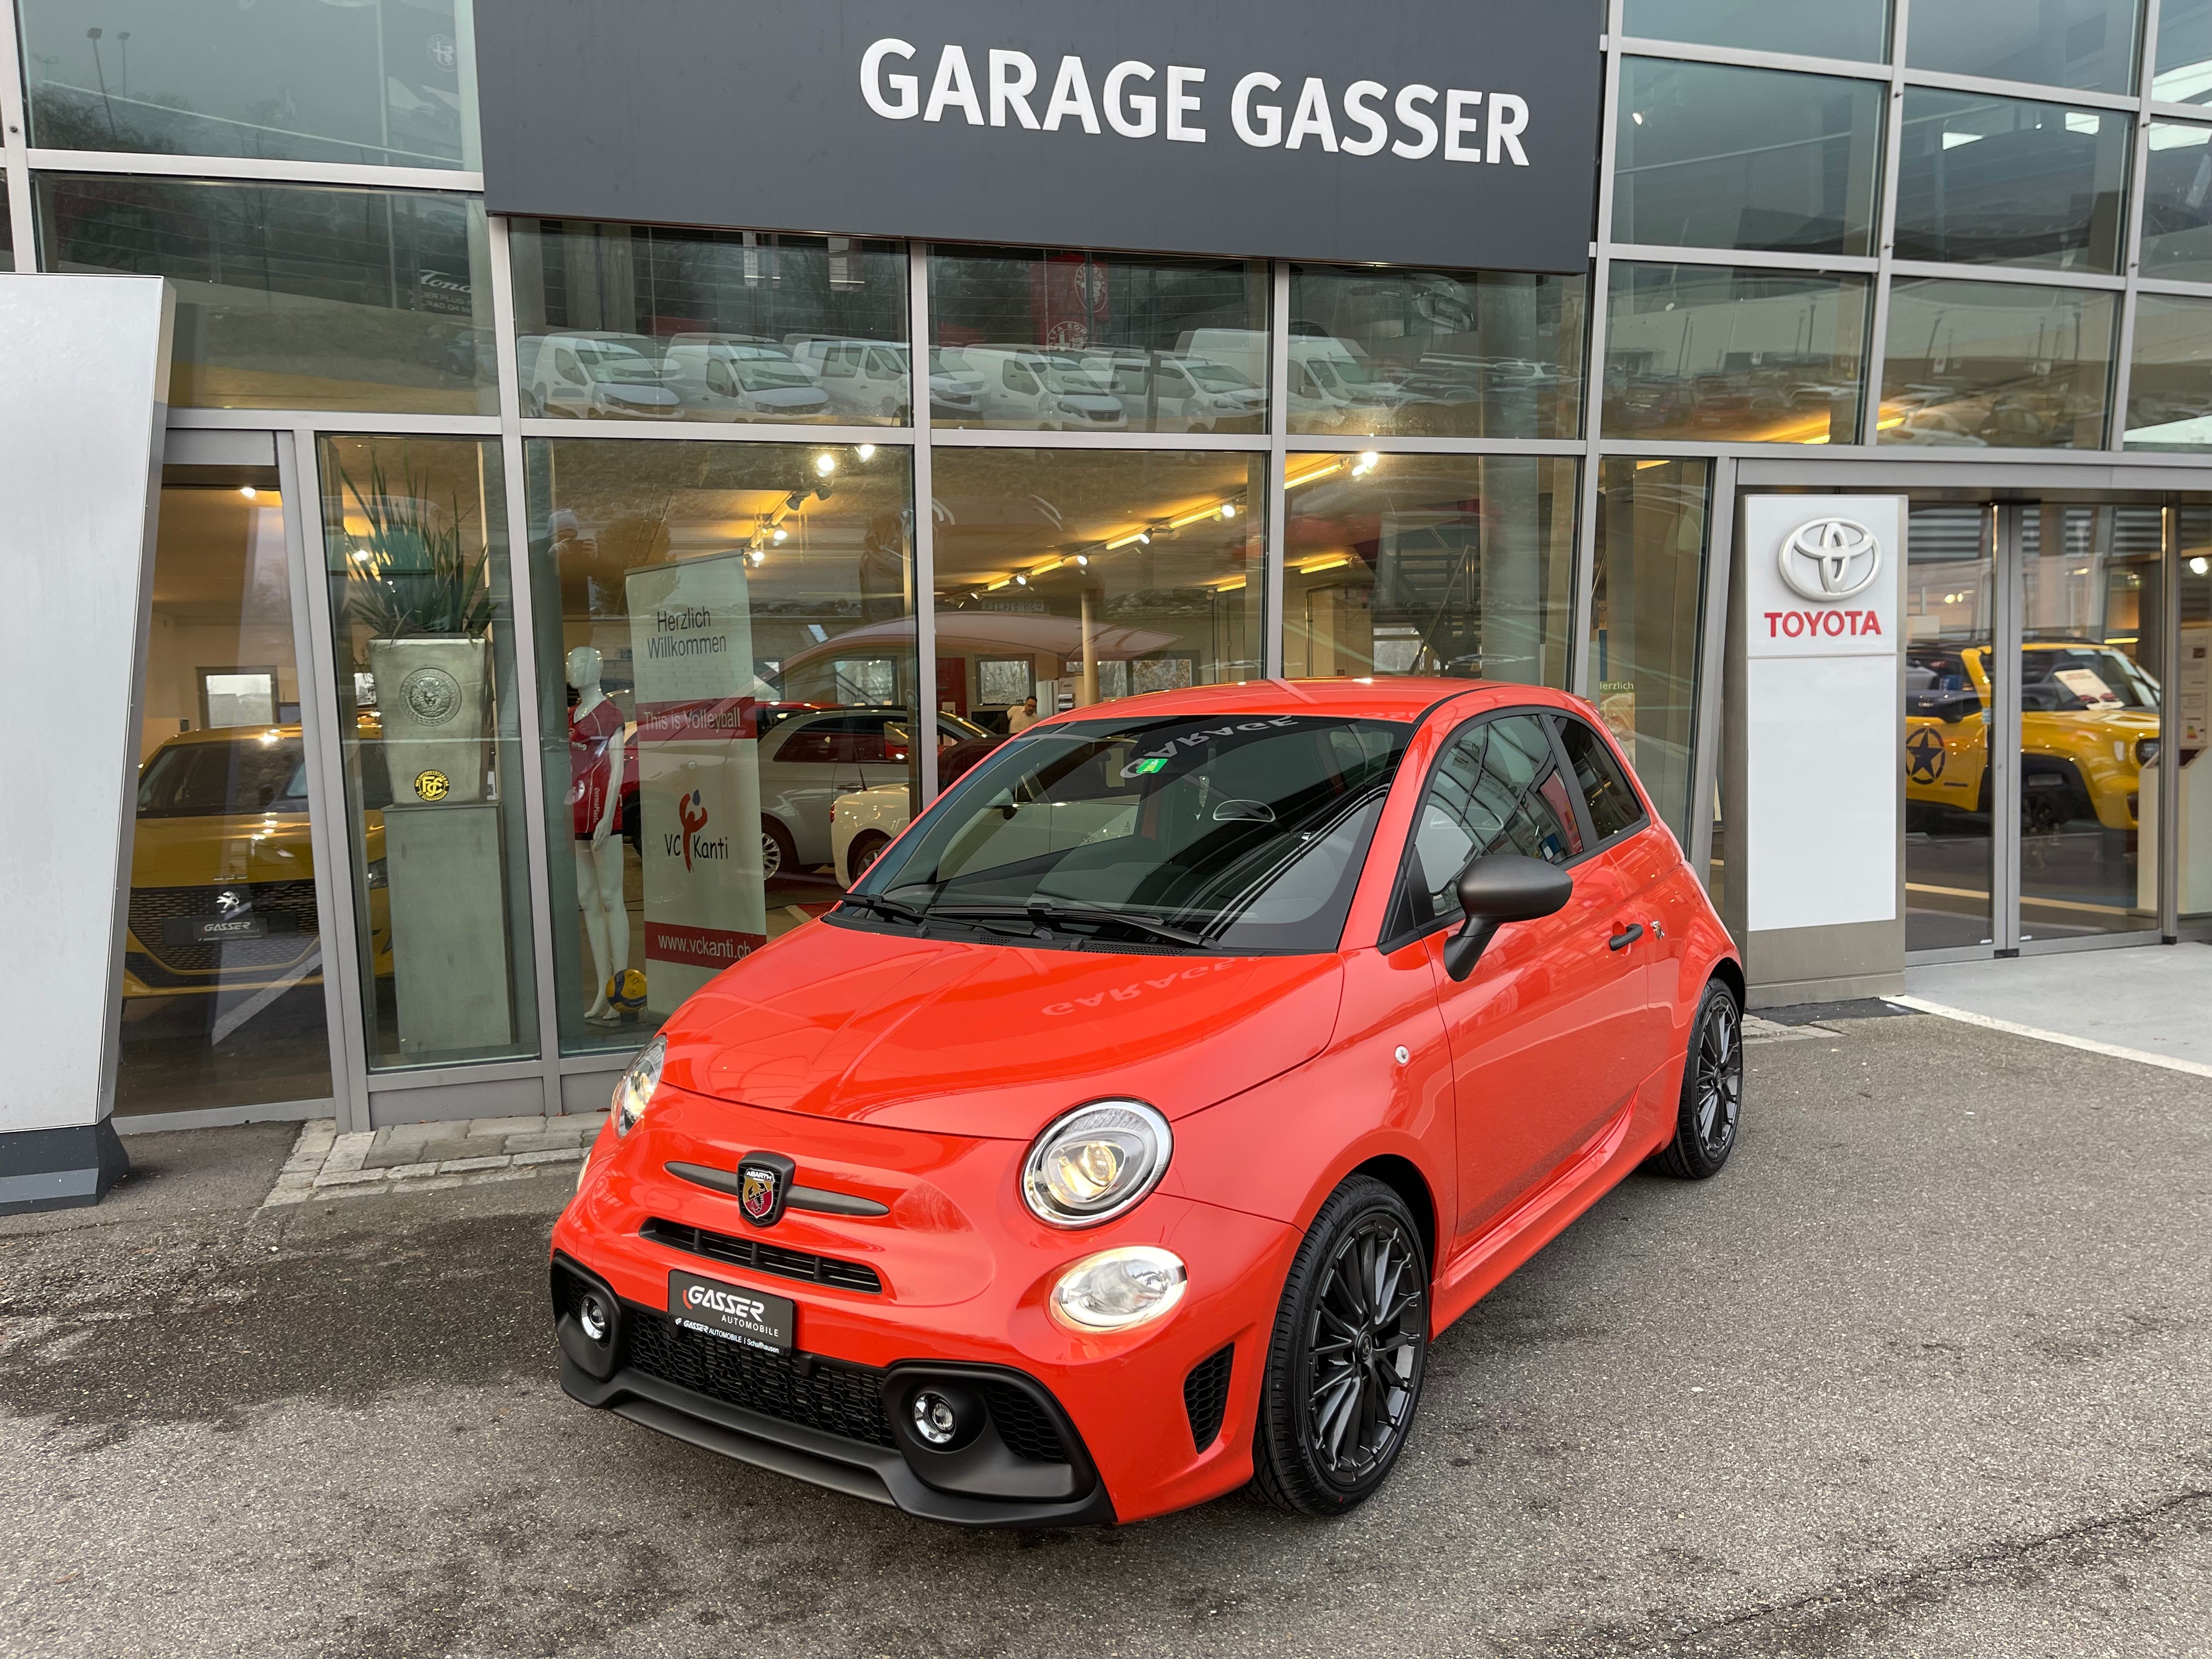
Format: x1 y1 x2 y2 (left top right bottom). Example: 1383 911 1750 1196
1 1010 2207 1658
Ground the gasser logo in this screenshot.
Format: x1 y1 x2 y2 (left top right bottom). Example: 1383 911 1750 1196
684 1283 768 1322
1119 716 1298 778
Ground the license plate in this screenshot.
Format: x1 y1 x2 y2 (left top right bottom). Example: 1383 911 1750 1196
165 915 269 945
668 1269 794 1355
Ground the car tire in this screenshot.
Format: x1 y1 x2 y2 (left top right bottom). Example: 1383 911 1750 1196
845 831 889 886
1645 980 1743 1180
1250 1174 1429 1519
761 819 797 885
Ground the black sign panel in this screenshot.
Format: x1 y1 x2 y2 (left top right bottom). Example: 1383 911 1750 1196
668 1269 795 1354
476 0 1601 272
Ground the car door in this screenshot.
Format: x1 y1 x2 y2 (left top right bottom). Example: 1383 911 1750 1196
1551 714 1678 1071
1386 710 1644 1241
756 717 862 866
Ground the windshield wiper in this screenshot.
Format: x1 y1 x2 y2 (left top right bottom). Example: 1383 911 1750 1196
928 898 1211 949
838 892 927 926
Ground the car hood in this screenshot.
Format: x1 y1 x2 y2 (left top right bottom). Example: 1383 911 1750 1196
662 921 1345 1138
129 810 382 885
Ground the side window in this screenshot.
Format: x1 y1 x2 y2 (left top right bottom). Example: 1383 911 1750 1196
1556 718 1645 843
822 348 856 379
772 727 842 764
1400 714 1584 934
1005 360 1040 393
707 359 735 396
866 348 901 379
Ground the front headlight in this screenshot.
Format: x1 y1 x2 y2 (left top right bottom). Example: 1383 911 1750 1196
1051 1246 1188 1331
612 1035 665 1137
2137 737 2160 766
1020 1099 1172 1228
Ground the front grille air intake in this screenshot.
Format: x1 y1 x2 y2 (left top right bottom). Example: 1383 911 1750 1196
1183 1344 1234 1449
642 1216 883 1294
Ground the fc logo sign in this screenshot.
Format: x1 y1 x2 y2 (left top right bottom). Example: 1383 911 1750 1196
1779 518 1881 602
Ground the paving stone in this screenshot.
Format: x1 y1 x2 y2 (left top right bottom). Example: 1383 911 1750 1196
512 1148 584 1166
414 1139 482 1165
383 1162 440 1181
437 1155 512 1174
467 1116 549 1138
375 1122 444 1148
502 1132 577 1155
360 1143 437 1170
311 1169 387 1189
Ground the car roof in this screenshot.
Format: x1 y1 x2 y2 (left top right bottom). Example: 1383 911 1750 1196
1021 678 1590 729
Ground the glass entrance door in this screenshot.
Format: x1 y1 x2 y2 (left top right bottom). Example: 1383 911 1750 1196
1904 500 2168 960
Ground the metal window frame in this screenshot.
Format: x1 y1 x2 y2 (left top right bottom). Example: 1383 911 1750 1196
0 0 31 249
32 0 2212 1127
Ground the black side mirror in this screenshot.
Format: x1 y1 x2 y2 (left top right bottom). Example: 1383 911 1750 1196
1442 853 1575 982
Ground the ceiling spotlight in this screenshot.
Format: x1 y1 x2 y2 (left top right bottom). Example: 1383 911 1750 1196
2193 556 2210 576
1220 502 1238 519
1136 531 1151 545
239 486 258 499
772 526 788 543
814 453 837 477
1074 554 1090 566
856 444 876 461
748 548 766 565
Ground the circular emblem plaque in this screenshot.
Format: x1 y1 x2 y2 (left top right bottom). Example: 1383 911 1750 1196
413 770 452 802
399 665 464 725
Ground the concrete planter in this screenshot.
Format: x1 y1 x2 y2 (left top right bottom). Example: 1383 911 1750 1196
368 635 490 805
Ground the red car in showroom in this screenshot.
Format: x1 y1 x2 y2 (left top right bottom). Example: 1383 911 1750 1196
551 679 1744 1525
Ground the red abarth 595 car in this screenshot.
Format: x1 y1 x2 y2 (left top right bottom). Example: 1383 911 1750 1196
550 679 1745 1525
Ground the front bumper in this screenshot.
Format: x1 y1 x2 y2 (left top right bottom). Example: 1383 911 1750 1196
550 1093 1297 1525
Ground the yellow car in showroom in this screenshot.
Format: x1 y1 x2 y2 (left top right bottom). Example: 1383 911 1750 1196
1904 641 2162 833
124 725 388 998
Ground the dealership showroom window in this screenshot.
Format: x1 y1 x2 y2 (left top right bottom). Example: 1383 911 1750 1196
2 0 2210 1177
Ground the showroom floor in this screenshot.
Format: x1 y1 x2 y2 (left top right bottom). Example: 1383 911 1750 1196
1904 940 2212 1071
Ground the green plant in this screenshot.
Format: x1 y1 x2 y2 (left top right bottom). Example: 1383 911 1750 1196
338 456 493 637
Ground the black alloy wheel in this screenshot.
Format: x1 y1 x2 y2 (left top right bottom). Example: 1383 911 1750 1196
1251 1175 1429 1516
1647 980 1743 1180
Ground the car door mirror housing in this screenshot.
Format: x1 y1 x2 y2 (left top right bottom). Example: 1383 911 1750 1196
1441 853 1575 982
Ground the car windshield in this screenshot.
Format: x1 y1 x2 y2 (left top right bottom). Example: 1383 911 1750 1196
1308 354 1386 391
735 357 812 390
574 343 661 383
1183 362 1255 390
2021 645 2160 711
137 737 307 819
851 714 1410 953
1039 357 1111 396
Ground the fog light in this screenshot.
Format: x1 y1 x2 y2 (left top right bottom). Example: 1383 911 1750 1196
577 1291 611 1344
1049 1245 1188 1332
911 1390 960 1446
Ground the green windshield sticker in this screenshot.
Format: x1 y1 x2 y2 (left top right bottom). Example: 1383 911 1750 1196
1130 757 1169 775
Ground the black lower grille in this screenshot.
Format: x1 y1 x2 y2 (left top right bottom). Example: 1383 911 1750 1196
622 1306 896 1448
642 1216 883 1294
127 881 319 974
1183 1345 1234 1450
981 1381 1068 1463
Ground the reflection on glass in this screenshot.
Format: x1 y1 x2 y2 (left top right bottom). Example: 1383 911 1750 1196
2124 295 2212 449
2172 510 2212 919
319 437 537 1069
929 247 1267 433
1905 0 2140 96
2154 0 2212 103
1622 0 1889 62
1878 278 2113 448
1602 264 1869 444
1 191 13 272
1904 504 1998 951
117 470 332 1114
932 450 1266 737
2138 122 2212 281
1613 59 1884 257
18 0 476 168
507 221 909 425
1286 265 1584 439
527 440 915 1053
2017 507 2163 938
1280 454 1577 687
1590 459 1713 842
1895 92 2129 272
37 176 495 413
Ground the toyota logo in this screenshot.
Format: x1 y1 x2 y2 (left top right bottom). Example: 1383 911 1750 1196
1779 517 1881 602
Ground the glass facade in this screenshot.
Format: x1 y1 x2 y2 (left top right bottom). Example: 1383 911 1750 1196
18 0 478 169
1613 59 1885 258
29 0 2209 1119
1604 264 1869 443
37 176 496 413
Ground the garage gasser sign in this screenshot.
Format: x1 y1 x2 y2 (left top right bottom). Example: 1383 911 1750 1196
625 551 768 1012
473 0 1599 273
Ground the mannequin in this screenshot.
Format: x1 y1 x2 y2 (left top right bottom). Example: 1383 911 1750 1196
567 645 629 1022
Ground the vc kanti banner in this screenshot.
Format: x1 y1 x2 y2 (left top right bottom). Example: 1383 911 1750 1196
625 550 767 1012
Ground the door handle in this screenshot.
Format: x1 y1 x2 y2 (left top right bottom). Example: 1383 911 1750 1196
1608 923 1644 951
